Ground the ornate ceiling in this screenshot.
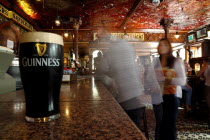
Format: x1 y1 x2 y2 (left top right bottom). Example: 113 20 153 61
126 0 210 30
12 0 210 31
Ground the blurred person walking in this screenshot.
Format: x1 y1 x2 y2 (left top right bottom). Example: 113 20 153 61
138 55 163 140
197 58 210 128
157 39 186 140
100 39 145 130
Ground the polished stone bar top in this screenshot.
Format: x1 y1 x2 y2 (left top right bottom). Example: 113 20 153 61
0 77 146 140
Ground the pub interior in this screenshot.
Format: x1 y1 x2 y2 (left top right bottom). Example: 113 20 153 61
0 0 210 139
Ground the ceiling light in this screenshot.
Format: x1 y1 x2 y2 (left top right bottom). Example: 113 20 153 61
174 23 180 39
64 24 69 38
151 0 163 6
174 32 180 39
55 17 60 26
55 2 60 26
64 32 69 38
122 31 129 39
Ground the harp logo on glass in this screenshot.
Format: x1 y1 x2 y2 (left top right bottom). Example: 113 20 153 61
36 43 47 56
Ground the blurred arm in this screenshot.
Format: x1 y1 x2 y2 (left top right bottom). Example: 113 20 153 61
170 59 186 86
152 57 165 83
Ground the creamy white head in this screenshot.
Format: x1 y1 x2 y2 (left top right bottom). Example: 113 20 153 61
20 32 64 46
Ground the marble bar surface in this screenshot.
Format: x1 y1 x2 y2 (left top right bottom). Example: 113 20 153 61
0 77 146 140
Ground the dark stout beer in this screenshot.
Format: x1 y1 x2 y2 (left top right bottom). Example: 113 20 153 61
19 32 63 122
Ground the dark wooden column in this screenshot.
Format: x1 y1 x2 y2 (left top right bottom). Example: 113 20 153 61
163 26 169 39
73 24 79 61
160 18 173 39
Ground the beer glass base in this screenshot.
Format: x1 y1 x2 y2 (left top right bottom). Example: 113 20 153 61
25 114 60 122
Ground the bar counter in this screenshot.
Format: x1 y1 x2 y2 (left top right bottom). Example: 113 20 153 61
0 77 146 140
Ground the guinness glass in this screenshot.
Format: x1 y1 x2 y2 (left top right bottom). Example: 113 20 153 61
19 32 64 122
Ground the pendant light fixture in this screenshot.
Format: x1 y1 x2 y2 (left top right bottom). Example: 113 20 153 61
174 23 180 39
55 0 60 26
174 32 180 39
64 31 69 38
64 23 69 38
123 30 129 39
151 0 164 6
122 27 129 39
55 17 60 26
64 29 69 38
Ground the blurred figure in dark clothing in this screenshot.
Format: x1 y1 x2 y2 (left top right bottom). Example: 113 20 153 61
100 39 145 130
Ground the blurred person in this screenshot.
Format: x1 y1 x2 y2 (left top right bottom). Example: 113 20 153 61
184 60 192 75
94 51 103 71
73 60 82 75
138 55 163 140
181 84 192 112
157 39 186 140
197 58 209 77
73 60 81 68
94 52 104 79
177 58 192 112
204 58 210 128
182 60 192 112
198 58 210 128
100 39 145 130
97 53 118 98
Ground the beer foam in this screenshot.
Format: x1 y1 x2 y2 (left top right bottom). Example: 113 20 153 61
20 32 64 46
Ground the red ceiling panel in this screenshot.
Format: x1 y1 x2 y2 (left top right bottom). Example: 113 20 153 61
89 0 134 28
13 0 210 31
126 0 210 30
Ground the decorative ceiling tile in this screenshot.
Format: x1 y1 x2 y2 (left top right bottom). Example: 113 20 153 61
13 0 210 31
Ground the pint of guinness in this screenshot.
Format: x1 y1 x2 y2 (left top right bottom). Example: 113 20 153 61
19 32 64 122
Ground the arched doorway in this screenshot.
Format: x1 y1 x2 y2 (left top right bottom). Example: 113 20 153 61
92 50 103 72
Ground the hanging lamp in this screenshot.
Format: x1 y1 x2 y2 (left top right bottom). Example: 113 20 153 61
55 1 60 26
174 23 180 39
64 30 69 38
64 23 69 38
